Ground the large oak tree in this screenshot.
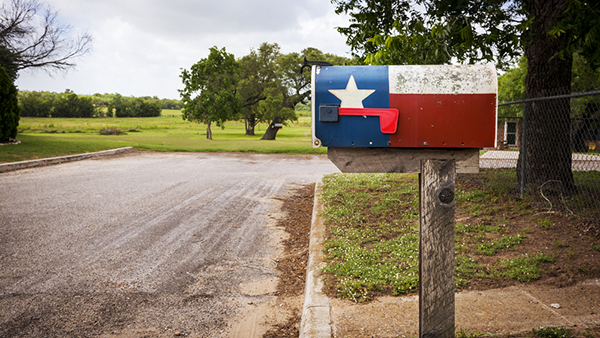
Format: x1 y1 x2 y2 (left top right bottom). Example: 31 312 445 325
332 0 600 191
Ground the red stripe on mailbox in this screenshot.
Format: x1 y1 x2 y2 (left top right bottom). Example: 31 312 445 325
388 93 497 148
338 107 399 134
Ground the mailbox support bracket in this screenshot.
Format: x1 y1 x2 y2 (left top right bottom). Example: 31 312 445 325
327 147 479 174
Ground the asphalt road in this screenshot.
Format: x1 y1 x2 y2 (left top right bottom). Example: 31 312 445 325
0 151 338 337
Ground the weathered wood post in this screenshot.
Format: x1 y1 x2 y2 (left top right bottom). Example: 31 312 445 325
419 159 456 338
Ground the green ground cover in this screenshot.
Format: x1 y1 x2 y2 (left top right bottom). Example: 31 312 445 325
319 170 600 303
0 113 324 163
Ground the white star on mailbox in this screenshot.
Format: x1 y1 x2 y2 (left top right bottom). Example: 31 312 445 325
328 75 375 108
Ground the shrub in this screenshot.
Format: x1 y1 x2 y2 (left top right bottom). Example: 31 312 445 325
99 128 127 135
0 65 20 142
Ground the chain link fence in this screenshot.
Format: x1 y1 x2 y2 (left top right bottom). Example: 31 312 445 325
479 87 600 227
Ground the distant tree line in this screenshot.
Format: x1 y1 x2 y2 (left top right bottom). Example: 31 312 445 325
18 91 182 118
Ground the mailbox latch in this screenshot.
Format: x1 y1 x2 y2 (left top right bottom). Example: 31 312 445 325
319 105 339 122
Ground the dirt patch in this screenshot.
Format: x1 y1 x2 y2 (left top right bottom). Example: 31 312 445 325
262 184 315 338
454 173 600 292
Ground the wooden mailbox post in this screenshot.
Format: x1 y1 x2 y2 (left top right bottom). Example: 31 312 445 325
311 64 497 338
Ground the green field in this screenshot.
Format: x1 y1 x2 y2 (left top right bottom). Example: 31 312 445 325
0 111 325 163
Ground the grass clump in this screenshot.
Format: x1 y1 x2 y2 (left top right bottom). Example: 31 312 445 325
532 327 570 338
536 217 554 230
475 234 527 255
500 253 555 282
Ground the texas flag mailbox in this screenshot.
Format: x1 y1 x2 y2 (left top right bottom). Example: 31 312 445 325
311 64 497 149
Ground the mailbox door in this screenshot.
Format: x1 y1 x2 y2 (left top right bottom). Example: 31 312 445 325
311 65 497 148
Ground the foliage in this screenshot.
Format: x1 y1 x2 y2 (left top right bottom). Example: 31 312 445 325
498 56 528 117
0 0 92 79
333 0 600 70
237 44 350 140
113 95 161 118
333 0 526 68
532 327 570 338
52 90 94 118
18 90 180 118
500 253 555 282
179 46 242 140
18 90 52 117
237 42 281 135
259 47 350 140
0 64 20 142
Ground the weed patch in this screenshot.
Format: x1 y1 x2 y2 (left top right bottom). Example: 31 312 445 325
500 253 555 282
320 171 600 303
532 327 570 338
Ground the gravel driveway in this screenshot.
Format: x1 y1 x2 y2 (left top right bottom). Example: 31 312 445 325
0 151 338 337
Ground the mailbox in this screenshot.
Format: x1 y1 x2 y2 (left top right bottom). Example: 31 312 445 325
311 65 497 149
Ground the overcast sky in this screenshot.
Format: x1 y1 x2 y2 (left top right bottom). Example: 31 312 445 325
15 0 353 99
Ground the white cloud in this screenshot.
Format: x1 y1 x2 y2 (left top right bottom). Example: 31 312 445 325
15 0 352 99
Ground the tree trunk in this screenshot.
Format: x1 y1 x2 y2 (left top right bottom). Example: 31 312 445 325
260 117 281 140
245 116 256 136
518 0 575 192
206 120 213 140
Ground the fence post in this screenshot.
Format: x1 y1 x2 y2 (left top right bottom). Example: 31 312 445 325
520 103 527 198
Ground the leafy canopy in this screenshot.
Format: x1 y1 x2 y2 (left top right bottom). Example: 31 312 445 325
179 46 243 129
332 0 600 70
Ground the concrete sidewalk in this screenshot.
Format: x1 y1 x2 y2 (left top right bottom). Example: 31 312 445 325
300 182 600 337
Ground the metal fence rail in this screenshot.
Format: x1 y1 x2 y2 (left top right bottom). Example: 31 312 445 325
486 87 600 225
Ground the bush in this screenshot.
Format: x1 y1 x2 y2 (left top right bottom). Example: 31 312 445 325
99 128 126 135
53 90 94 118
19 91 53 117
0 65 20 142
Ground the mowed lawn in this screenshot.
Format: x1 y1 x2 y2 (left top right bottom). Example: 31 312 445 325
1 110 325 163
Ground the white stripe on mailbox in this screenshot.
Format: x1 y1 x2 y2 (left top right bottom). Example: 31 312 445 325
388 64 497 95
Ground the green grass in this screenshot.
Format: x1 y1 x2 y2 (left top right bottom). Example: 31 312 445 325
320 172 558 302
320 173 420 302
1 114 324 163
475 234 527 256
500 253 555 282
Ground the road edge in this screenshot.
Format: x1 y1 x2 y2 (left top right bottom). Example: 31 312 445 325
0 147 134 173
299 178 332 338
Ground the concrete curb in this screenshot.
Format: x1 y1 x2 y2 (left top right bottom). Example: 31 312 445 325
0 147 134 173
299 179 332 338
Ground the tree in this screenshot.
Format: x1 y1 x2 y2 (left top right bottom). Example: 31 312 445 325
19 90 52 117
238 42 281 135
0 65 20 142
260 48 351 140
179 46 242 140
53 89 93 118
0 0 92 80
498 54 600 153
333 0 600 191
